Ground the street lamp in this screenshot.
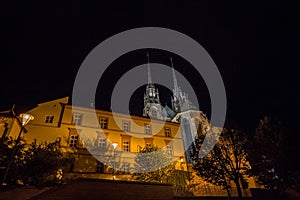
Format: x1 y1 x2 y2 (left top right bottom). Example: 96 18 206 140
112 142 118 180
1 113 34 187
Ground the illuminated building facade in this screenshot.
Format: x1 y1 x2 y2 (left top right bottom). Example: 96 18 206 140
0 59 258 196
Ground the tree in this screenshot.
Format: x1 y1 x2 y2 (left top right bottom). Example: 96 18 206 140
21 139 73 186
133 145 173 183
0 137 73 189
248 116 285 189
132 145 194 196
0 136 27 187
191 128 251 199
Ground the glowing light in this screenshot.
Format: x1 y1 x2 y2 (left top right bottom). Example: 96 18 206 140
19 113 34 126
112 142 118 149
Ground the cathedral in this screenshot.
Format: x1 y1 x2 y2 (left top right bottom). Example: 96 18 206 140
142 54 210 163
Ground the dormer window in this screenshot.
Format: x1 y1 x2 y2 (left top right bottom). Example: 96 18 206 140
72 113 83 125
45 115 54 123
99 117 108 129
145 124 151 135
122 121 130 132
164 127 171 137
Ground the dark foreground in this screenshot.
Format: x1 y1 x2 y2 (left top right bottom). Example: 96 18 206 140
0 178 290 200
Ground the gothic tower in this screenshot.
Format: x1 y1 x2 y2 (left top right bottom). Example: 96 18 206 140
143 53 162 119
170 58 209 163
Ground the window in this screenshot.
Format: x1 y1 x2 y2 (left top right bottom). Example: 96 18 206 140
166 144 173 155
122 121 130 132
123 141 130 152
45 115 54 123
144 138 153 149
122 135 131 152
68 128 82 148
146 143 152 149
164 127 171 137
99 117 108 129
72 113 82 125
97 138 107 150
145 124 151 135
69 135 79 147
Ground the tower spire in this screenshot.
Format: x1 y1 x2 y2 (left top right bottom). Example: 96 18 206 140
147 53 153 84
143 53 162 118
171 57 179 91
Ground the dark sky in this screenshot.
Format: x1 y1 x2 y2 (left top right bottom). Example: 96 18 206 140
0 1 294 134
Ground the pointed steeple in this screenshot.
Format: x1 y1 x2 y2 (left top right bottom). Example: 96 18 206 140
143 53 161 118
171 57 179 91
170 57 197 114
147 53 153 84
171 57 182 113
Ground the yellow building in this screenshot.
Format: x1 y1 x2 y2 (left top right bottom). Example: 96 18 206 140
4 96 186 174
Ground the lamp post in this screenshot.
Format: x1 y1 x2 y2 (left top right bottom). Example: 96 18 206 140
112 142 118 180
1 113 34 188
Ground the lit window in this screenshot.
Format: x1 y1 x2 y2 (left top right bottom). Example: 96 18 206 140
122 121 130 132
123 141 130 152
68 128 82 148
69 135 79 147
45 115 54 123
166 144 173 155
164 127 171 137
145 124 151 135
99 117 108 129
72 113 82 125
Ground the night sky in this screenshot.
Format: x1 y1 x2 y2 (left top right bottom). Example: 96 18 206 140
0 1 294 136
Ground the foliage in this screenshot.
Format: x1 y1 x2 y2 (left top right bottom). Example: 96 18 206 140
82 136 122 173
0 136 26 186
191 128 251 199
132 145 194 196
21 139 73 186
0 137 73 188
248 116 300 193
133 145 173 183
169 170 194 197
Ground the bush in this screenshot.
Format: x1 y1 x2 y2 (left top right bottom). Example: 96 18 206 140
0 137 73 188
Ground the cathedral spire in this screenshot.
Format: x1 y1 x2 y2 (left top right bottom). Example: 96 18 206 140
147 53 153 84
170 57 197 114
171 57 182 113
171 57 179 91
143 53 161 118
